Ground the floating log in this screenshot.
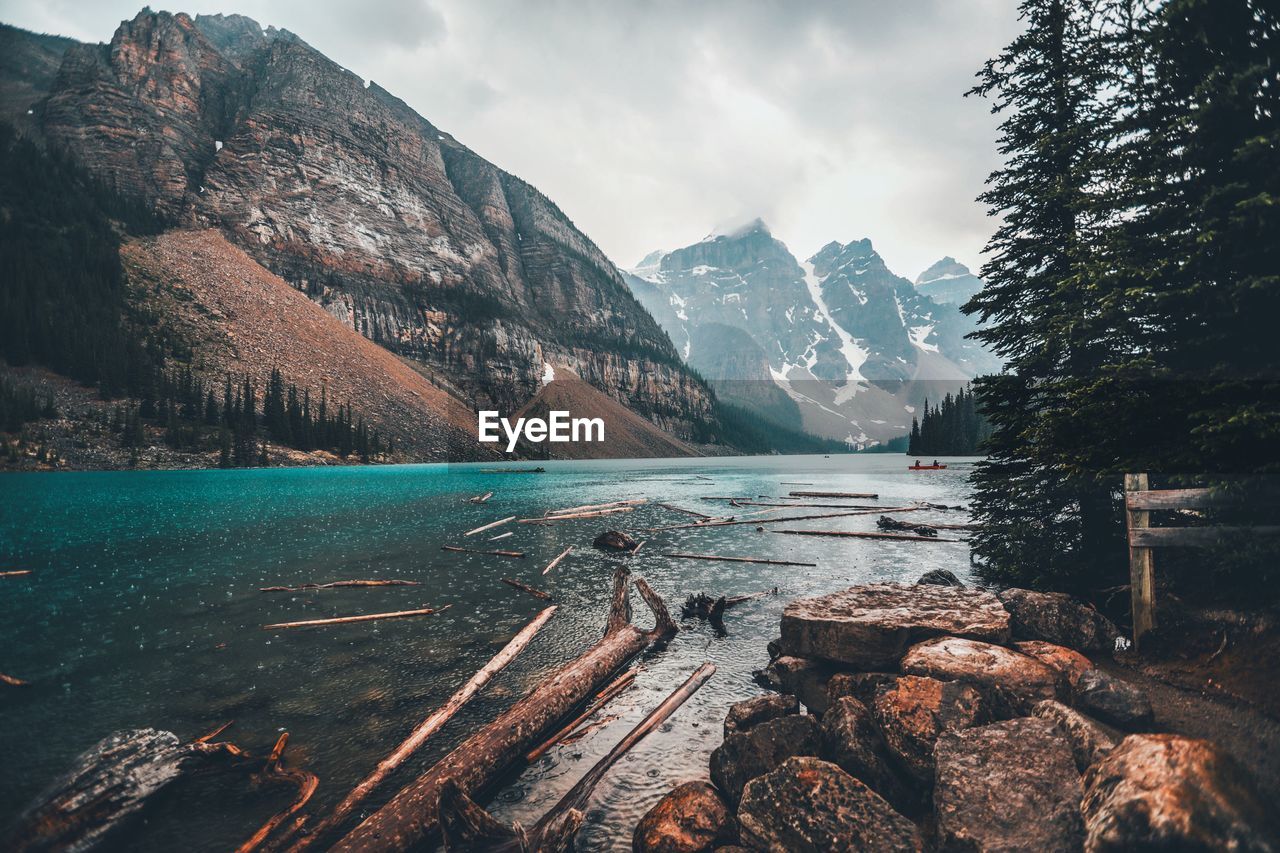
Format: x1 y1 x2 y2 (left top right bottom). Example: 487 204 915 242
280 607 556 851
525 668 639 762
236 733 319 853
788 490 878 499
480 467 545 474
441 546 526 558
263 606 451 631
727 500 883 509
465 516 516 537
519 507 635 523
1 672 29 686
541 546 574 576
641 506 925 532
468 492 494 504
656 502 711 519
0 570 32 578
771 529 962 543
437 662 716 853
546 499 646 516
327 569 677 853
663 552 815 567
259 580 419 593
779 482 814 485
500 578 552 601
487 531 514 541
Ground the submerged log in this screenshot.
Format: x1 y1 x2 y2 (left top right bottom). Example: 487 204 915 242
519 507 635 523
236 733 319 853
500 578 552 601
656 503 712 519
525 667 639 762
281 607 556 851
0 569 32 578
546 499 646 516
465 517 517 537
541 545 574 576
1 672 30 686
682 588 778 623
437 662 716 853
663 552 816 567
325 569 678 853
877 516 939 537
468 492 494 504
259 580 419 593
263 606 451 631
441 546 526 558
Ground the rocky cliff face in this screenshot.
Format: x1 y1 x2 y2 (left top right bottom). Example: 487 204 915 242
626 222 1001 446
30 10 713 440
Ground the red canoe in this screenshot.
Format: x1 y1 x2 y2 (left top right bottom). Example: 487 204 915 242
908 464 948 470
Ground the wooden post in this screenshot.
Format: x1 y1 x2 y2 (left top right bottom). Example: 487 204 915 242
1125 473 1156 647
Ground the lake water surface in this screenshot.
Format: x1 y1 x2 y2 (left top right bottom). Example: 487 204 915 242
0 455 978 851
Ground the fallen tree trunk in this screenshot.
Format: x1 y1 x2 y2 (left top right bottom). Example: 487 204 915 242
259 580 419 593
546 499 646 516
641 506 924 532
277 607 556 850
487 532 514 541
541 545 574 576
441 546 525 558
0 569 32 578
263 606 451 631
771 529 962 542
788 490 878 499
465 516 517 537
656 502 711 519
525 667 638 762
320 569 677 853
663 552 815 567
437 662 716 852
469 492 494 504
500 578 552 601
519 507 635 523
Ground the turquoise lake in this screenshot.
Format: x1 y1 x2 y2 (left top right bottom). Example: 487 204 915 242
0 455 978 851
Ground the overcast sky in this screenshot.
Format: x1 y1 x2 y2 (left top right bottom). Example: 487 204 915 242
4 0 1021 278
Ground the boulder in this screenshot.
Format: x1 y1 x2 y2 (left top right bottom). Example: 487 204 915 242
1032 699 1117 772
766 637 783 661
917 569 963 587
827 672 899 708
1072 669 1154 730
737 757 922 852
709 714 821 806
1015 640 1094 692
934 717 1084 853
998 588 1120 652
755 656 836 715
1082 734 1274 852
723 694 798 737
593 530 640 552
871 675 991 783
633 781 736 853
899 636 1059 713
780 583 1011 668
819 697 914 810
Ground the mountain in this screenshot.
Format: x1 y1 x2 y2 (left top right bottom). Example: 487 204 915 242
1 10 718 461
914 256 985 306
625 221 1001 446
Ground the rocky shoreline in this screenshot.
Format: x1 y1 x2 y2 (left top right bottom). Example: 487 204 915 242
633 578 1275 852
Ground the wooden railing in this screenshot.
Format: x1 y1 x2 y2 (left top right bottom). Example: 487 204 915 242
1124 473 1279 646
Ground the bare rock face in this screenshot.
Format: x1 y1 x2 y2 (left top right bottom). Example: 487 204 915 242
709 714 821 806
755 656 837 715
871 675 991 783
780 583 1011 668
1072 669 1154 731
1033 700 1118 772
632 781 736 853
1015 640 1094 692
998 588 1120 653
1082 734 1274 852
820 697 915 811
899 636 1060 713
737 757 922 852
934 717 1085 853
723 694 798 737
593 530 640 552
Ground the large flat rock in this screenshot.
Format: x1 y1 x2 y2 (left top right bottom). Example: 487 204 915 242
934 717 1084 852
998 588 1120 653
780 583 1011 668
900 635 1060 713
737 757 922 852
871 675 991 783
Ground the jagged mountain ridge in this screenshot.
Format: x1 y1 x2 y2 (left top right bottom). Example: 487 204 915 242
625 221 1000 445
915 256 985 306
18 9 714 442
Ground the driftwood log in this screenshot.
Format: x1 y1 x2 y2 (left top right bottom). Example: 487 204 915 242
320 568 678 853
541 545 574 575
441 546 525 558
468 491 494 504
262 605 451 631
259 580 419 593
525 667 639 762
500 577 552 601
771 529 962 542
1 672 29 686
276 607 556 851
0 569 32 578
663 552 815 567
788 490 878 499
465 516 516 537
437 662 716 852
876 515 939 536
545 499 646 516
